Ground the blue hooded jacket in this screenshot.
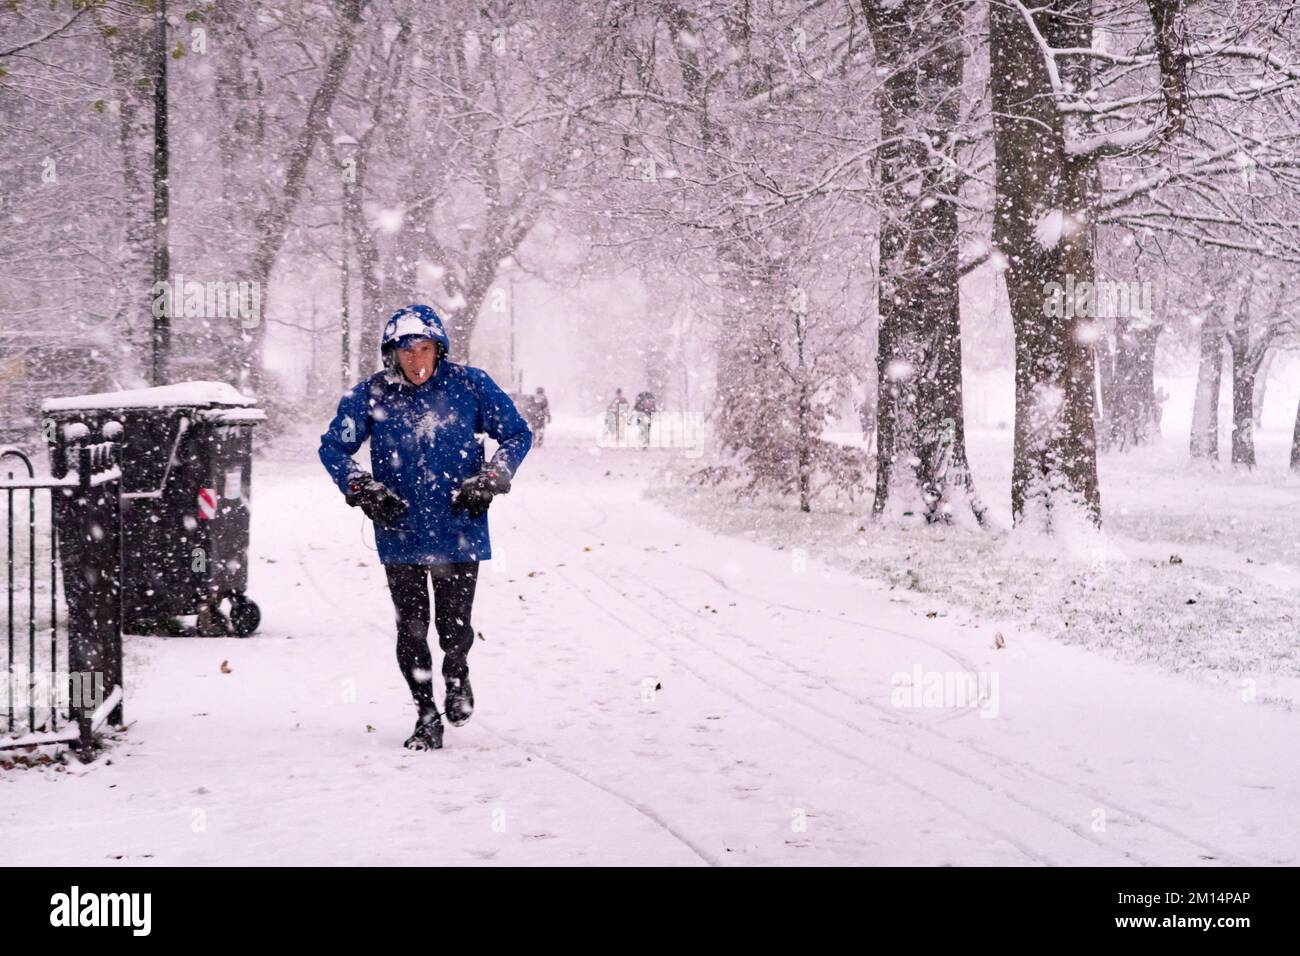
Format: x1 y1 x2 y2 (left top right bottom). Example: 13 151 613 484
319 306 532 565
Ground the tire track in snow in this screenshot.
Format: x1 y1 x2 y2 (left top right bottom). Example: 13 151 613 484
511 515 1057 865
587 511 1254 865
284 491 721 863
475 720 719 866
548 483 1252 866
578 502 984 674
606 569 1158 865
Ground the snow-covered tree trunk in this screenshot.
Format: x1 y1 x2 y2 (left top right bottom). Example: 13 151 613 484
990 0 1102 529
1224 281 1276 469
342 148 384 376
1189 319 1223 460
94 11 155 388
1101 318 1161 450
358 20 412 373
1228 334 1258 468
1230 359 1257 467
1221 271 1294 468
864 0 983 525
1292 396 1300 473
1251 347 1276 430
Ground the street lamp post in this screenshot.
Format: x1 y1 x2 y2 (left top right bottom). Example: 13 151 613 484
336 136 359 391
509 276 517 392
340 212 350 390
152 0 170 386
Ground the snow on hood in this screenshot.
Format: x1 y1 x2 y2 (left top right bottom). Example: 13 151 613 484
389 314 431 341
381 304 451 358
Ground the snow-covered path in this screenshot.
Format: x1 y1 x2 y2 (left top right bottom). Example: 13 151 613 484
2 428 1297 865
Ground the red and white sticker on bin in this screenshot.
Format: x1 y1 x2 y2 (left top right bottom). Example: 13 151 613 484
197 487 218 520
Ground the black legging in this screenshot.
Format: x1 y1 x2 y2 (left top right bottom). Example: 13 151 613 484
384 562 479 711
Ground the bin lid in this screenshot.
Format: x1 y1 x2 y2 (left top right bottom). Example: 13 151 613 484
42 381 259 414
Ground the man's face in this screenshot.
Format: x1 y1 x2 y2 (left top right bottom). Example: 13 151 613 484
398 339 438 385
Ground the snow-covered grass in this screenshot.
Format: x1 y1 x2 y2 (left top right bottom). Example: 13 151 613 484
653 426 1300 707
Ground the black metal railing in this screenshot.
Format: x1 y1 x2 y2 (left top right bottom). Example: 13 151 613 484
1 448 52 744
0 441 123 755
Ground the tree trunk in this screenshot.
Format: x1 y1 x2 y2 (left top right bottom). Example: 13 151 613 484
1189 319 1223 460
1102 318 1160 450
1252 347 1276 429
1291 395 1300 472
349 21 413 377
209 13 267 384
452 266 498 363
864 0 982 524
1133 323 1160 442
1095 333 1115 449
991 0 1101 530
345 153 384 379
240 0 364 391
1226 283 1266 468
1229 340 1257 468
95 12 154 387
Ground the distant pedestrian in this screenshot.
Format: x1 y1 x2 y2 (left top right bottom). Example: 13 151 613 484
633 390 657 447
606 388 629 440
526 386 552 447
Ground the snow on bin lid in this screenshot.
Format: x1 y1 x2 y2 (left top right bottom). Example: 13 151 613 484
42 381 257 412
195 406 267 423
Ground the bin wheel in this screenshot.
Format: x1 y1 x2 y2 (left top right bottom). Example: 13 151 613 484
228 595 260 637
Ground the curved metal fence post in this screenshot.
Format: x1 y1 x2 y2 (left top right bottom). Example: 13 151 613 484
2 441 123 757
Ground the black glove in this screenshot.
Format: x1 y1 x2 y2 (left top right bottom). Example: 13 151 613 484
346 473 409 528
452 464 512 518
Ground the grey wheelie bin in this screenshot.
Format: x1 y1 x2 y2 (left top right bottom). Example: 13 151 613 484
42 382 265 637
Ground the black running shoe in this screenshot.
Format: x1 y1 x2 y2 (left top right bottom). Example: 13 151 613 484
404 710 444 751
444 675 474 727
